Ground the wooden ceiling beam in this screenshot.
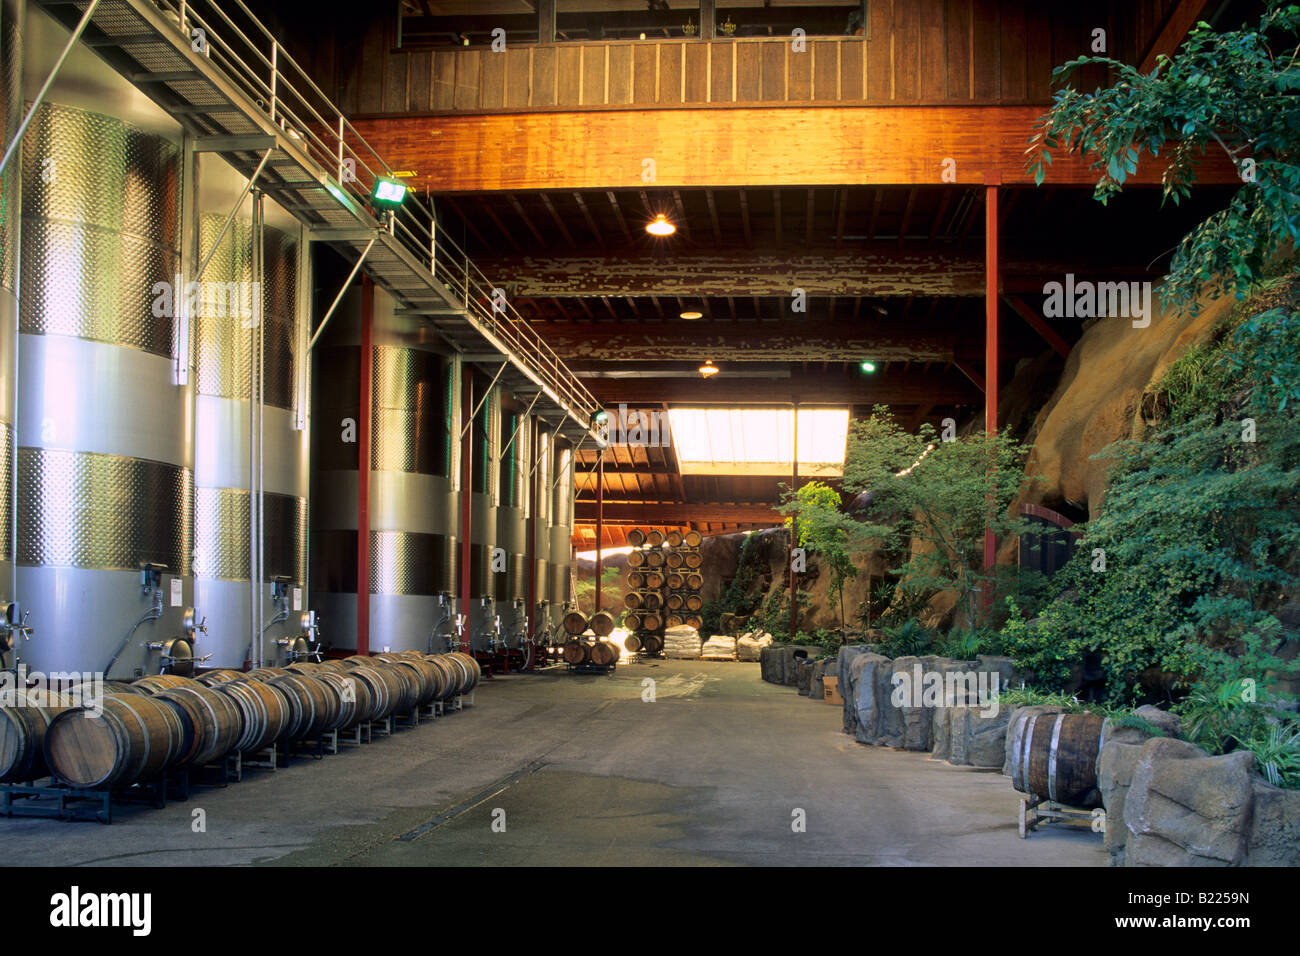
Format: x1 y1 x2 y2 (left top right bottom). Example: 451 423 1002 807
586 370 979 405
355 107 1241 191
575 502 781 524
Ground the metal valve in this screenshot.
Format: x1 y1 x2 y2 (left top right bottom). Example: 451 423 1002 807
0 602 33 652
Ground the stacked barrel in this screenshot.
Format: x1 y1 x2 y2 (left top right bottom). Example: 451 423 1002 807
0 652 481 803
623 529 704 656
558 609 621 669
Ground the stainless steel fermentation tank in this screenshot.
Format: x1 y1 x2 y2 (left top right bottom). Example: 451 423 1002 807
550 435 575 614
310 278 460 654
13 9 192 677
1 0 21 627
192 159 308 669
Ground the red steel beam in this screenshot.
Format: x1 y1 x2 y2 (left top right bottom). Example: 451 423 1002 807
984 173 1000 575
1004 294 1071 358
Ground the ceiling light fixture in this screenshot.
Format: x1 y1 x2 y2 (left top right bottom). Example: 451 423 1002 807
646 213 676 237
680 310 703 320
860 361 877 373
698 360 719 378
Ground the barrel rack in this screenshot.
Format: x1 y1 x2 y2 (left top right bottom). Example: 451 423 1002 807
1 690 476 825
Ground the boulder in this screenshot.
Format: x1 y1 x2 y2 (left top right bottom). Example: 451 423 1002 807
1247 781 1300 866
759 644 820 686
809 658 833 700
795 658 816 696
933 704 1013 768
1097 740 1145 865
1123 738 1255 866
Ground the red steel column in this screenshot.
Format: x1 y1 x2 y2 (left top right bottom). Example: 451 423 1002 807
459 372 473 650
356 275 374 656
789 401 799 642
595 450 604 615
984 173 1001 575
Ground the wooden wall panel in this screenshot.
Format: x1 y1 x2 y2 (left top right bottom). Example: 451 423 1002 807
760 42 785 101
608 44 633 105
684 43 708 102
711 42 734 103
865 0 892 100
736 41 762 101
813 41 839 101
658 43 683 104
480 50 506 110
839 39 863 101
432 52 456 110
408 51 431 111
972 0 1000 101
945 0 972 99
788 43 813 101
557 46 581 105
894 0 921 102
633 44 657 104
505 48 531 108
581 45 605 105
453 50 480 110
308 1 1181 117
1000 1 1027 101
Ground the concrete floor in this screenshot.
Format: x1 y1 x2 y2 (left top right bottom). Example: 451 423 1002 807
0 660 1106 866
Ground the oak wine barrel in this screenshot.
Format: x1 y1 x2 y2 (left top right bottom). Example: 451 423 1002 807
666 572 684 590
685 595 704 612
153 685 245 767
589 611 616 637
132 674 196 696
641 635 663 654
666 530 683 547
268 674 340 740
213 679 293 751
625 611 642 631
44 694 187 789
448 652 482 694
245 667 292 682
644 571 664 590
719 612 737 633
1 694 75 783
562 641 588 665
563 611 589 635
642 612 662 631
639 591 662 610
345 665 396 720
644 550 665 568
624 591 643 610
685 615 703 630
684 552 703 569
626 570 645 589
197 670 244 686
423 656 458 701
667 593 684 611
626 550 645 568
626 529 646 546
589 642 619 666
623 634 642 653
665 615 683 628
684 530 703 547
1009 711 1105 807
686 573 704 590
665 551 684 568
645 529 664 547
315 671 367 729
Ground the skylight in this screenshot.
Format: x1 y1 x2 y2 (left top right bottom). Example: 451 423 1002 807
665 407 850 476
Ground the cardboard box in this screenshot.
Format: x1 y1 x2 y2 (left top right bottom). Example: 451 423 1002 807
824 676 843 706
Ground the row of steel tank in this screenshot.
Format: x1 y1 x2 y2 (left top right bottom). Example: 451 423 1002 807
0 1 574 678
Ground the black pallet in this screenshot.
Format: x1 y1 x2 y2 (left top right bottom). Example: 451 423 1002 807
1 772 186 825
566 661 617 675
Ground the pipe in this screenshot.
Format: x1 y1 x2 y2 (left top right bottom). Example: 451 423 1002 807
307 237 374 351
459 361 508 441
984 174 1000 578
357 275 374 656
256 192 267 666
105 589 163 678
193 148 274 285
0 0 101 178
789 401 798 643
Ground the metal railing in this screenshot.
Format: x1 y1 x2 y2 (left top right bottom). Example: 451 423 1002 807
154 0 600 429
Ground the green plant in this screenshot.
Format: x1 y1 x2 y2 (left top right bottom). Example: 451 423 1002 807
1026 1 1300 314
936 626 1003 660
843 407 1042 634
881 619 934 658
1239 721 1300 788
1178 678 1270 754
780 480 859 631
